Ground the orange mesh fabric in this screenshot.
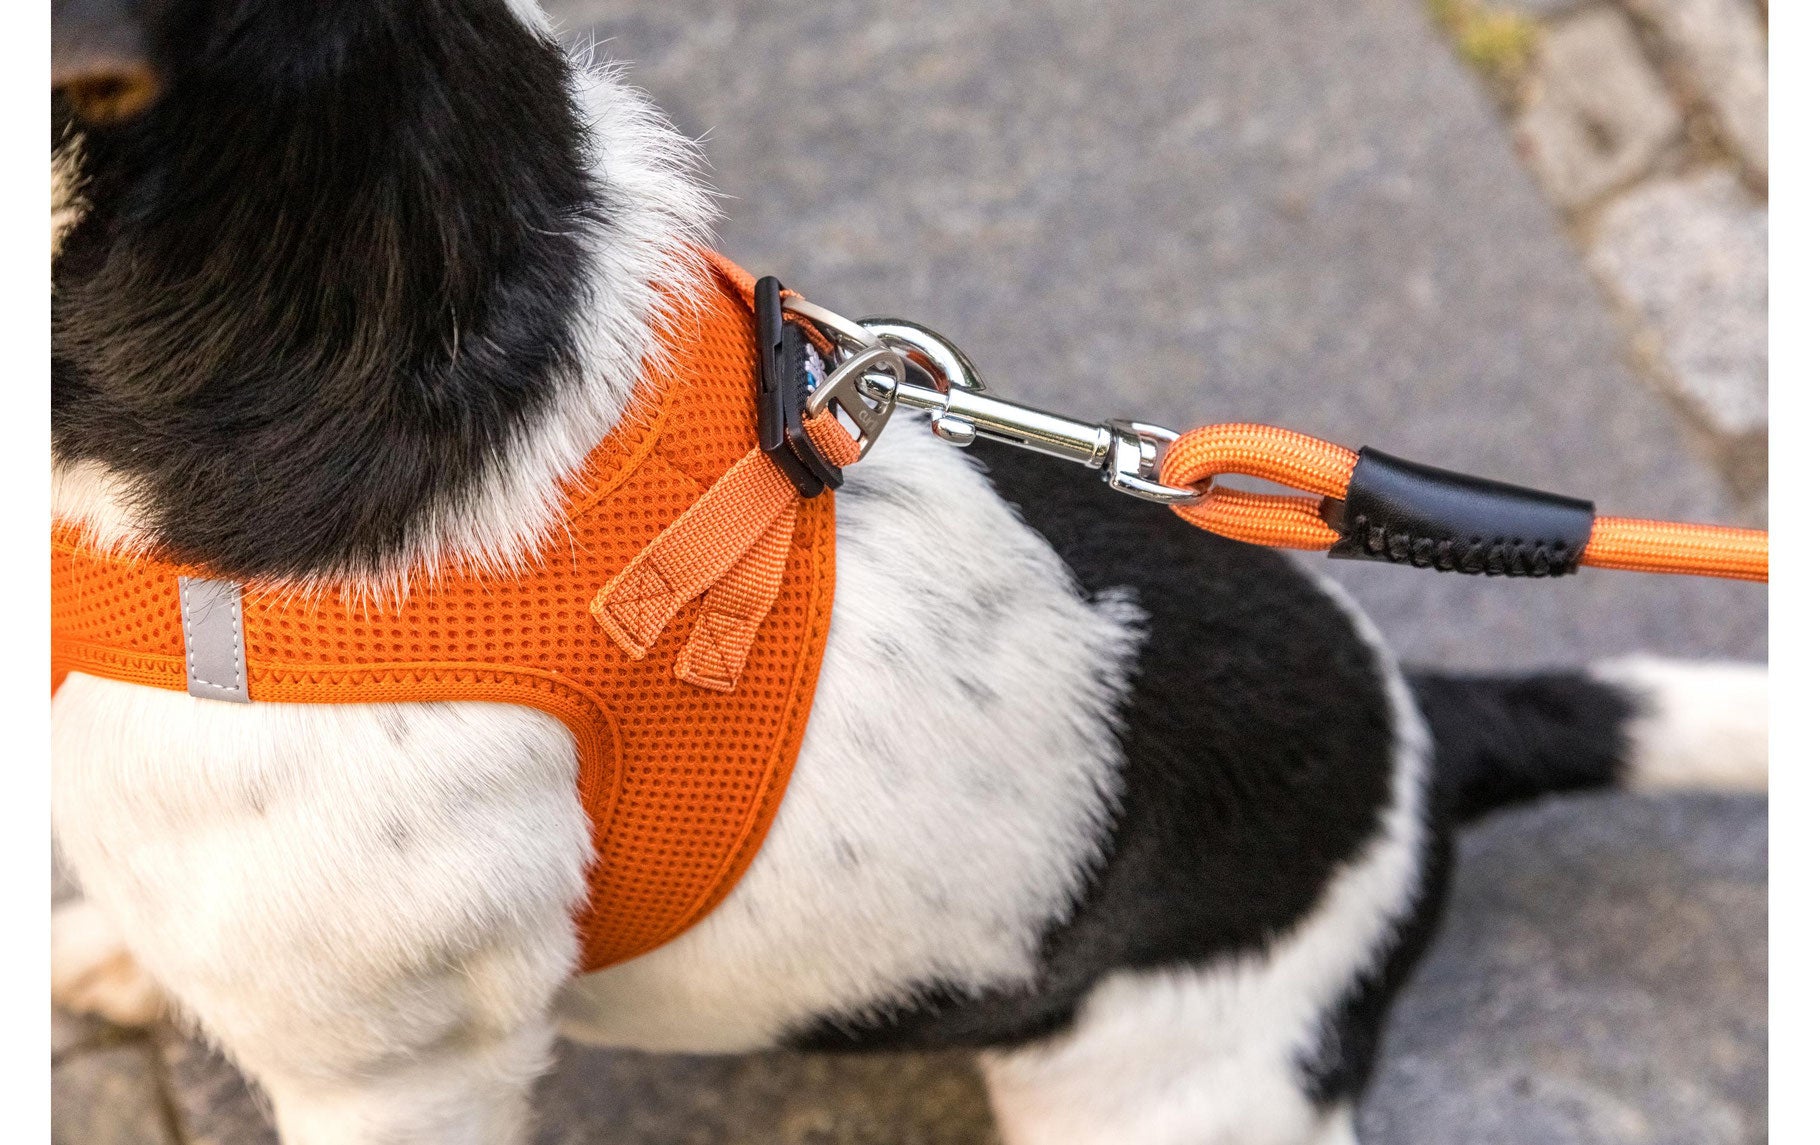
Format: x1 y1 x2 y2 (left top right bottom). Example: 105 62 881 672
50 256 838 972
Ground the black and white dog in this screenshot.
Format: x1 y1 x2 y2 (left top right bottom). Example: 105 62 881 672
49 2 1767 1142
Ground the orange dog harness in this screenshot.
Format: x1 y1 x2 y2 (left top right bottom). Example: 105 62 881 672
52 254 851 972
51 249 1770 973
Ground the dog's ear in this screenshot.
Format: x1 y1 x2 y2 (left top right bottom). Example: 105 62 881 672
53 0 161 125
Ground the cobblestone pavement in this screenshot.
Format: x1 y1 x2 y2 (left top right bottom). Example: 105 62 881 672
53 0 1767 1141
1466 0 1768 492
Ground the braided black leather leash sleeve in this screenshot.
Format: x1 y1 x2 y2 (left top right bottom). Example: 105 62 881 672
1325 447 1595 577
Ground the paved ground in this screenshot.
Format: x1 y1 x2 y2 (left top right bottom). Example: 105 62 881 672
1363 793 1765 1145
53 0 1767 1140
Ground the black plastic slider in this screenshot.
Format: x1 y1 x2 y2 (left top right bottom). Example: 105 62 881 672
754 276 841 497
1326 447 1594 577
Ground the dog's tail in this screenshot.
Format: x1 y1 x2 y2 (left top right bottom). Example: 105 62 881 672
1409 657 1767 823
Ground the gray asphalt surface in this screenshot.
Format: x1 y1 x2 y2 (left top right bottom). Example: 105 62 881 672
101 2 1772 1141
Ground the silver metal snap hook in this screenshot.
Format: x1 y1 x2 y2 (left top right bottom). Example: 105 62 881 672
855 318 1207 505
780 295 1207 505
857 317 1114 466
862 318 987 394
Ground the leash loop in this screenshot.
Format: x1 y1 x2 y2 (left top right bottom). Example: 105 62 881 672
1157 424 1357 550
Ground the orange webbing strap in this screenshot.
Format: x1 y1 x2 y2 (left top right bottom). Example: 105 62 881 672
1157 423 1768 583
593 412 861 690
595 246 859 689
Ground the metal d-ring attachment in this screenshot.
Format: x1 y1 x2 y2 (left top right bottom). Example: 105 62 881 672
782 295 903 461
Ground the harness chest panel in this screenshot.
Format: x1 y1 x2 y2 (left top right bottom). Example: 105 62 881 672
51 262 837 972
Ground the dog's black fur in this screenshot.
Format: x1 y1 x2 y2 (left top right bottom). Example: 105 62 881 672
795 445 1636 1112
52 0 1646 1125
53 0 599 582
795 457 1405 1055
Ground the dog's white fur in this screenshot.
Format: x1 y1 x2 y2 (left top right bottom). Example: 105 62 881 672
48 896 165 1028
1595 657 1771 792
53 694 591 1142
51 132 84 265
502 0 552 35
51 19 1771 1145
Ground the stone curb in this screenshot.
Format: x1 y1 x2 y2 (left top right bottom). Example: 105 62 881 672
1436 0 1767 505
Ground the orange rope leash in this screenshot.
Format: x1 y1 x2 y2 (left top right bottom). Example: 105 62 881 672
1160 424 1357 551
1582 516 1768 582
1157 423 1767 583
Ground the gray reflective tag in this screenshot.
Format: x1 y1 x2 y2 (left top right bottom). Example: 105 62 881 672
178 577 250 703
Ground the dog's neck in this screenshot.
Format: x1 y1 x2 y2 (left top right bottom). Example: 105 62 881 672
51 7 713 592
